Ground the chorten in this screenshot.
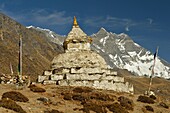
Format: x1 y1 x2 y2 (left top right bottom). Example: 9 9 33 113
39 17 134 94
63 16 92 52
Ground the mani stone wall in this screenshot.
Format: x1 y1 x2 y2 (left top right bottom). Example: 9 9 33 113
38 51 134 94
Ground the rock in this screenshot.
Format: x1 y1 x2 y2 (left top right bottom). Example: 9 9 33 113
38 76 47 83
43 80 56 85
44 70 52 76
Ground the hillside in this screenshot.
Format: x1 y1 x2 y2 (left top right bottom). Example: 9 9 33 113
0 78 169 113
0 13 63 80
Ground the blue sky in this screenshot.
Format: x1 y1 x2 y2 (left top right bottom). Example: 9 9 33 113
0 0 170 63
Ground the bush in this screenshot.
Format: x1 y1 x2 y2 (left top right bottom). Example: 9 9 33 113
72 94 86 101
149 95 156 100
106 102 129 113
118 96 134 110
63 93 72 100
50 109 63 113
145 105 154 112
73 87 93 93
2 91 29 102
89 92 115 101
29 85 46 93
159 102 169 109
0 98 26 113
28 84 36 88
80 101 107 113
137 95 155 104
44 109 63 113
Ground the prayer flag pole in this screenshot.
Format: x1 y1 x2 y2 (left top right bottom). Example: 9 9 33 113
148 46 159 95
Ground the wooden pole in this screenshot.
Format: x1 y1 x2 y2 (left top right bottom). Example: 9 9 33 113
20 37 22 76
0 12 4 40
18 36 22 82
10 62 13 75
148 46 159 94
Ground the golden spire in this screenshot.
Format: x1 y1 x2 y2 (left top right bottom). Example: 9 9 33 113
73 16 78 27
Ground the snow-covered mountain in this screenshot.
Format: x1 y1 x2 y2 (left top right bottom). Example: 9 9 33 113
28 26 170 79
91 28 170 79
26 26 65 45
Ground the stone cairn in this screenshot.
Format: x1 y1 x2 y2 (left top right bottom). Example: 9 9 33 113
38 17 134 94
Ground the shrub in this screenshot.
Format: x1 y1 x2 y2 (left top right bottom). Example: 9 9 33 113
106 102 129 113
145 105 154 112
89 92 115 101
137 95 155 104
149 95 156 100
73 87 93 93
118 96 134 110
44 109 63 113
28 84 36 88
50 109 63 113
0 98 26 113
72 94 86 101
63 93 72 100
2 91 29 102
159 102 169 109
30 85 46 93
80 101 107 113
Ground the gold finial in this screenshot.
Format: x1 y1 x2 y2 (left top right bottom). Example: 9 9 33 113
73 16 78 27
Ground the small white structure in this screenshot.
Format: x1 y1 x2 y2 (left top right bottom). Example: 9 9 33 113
39 17 134 94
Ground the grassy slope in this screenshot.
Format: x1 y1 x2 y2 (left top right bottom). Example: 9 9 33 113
0 13 63 80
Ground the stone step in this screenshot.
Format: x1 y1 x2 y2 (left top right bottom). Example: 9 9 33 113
66 73 103 80
38 75 49 83
50 74 64 81
43 80 56 85
70 67 103 74
58 79 133 93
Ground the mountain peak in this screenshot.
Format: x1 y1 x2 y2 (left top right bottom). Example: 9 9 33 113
100 27 107 32
90 29 170 79
118 33 128 37
26 25 35 29
97 27 108 34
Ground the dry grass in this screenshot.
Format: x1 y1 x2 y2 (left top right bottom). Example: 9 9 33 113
0 83 170 113
124 74 170 101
